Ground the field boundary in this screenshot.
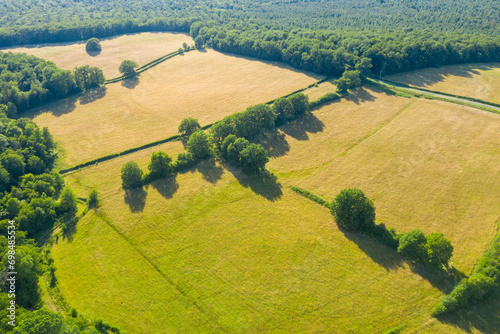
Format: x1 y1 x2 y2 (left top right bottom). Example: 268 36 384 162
104 48 195 84
379 77 500 109
369 78 500 113
58 76 335 175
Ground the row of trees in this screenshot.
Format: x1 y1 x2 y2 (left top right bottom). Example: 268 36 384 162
0 52 104 113
331 188 453 269
432 226 500 316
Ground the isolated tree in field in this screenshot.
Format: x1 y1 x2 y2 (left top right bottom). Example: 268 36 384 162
85 37 102 52
426 232 453 268
178 117 201 137
74 65 105 91
331 188 375 231
239 143 269 174
87 188 99 209
182 42 189 50
119 60 138 77
195 36 205 49
121 161 143 189
148 151 173 180
187 130 212 160
397 229 428 263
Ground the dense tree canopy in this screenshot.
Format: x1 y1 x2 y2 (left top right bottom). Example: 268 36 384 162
85 37 102 52
331 188 376 231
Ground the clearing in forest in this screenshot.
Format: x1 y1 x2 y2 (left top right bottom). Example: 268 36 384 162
385 63 500 104
1 32 193 79
30 49 321 167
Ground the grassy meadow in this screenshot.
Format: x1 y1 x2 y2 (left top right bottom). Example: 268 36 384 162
51 84 500 333
1 32 193 79
30 49 321 167
385 63 500 104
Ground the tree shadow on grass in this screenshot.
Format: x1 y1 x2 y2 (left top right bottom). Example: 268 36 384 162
339 227 466 293
121 75 140 89
280 113 325 141
124 187 147 212
435 293 500 334
257 131 290 158
194 159 224 184
227 167 283 201
343 87 377 105
149 174 179 200
79 86 107 105
86 50 101 57
340 228 405 271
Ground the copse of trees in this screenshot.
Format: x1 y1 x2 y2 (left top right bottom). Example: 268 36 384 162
85 37 102 52
73 65 105 91
118 60 139 77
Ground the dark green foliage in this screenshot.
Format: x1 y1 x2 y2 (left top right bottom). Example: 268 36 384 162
335 70 362 93
288 93 309 118
331 188 376 232
272 97 294 124
147 151 173 180
433 224 500 316
88 189 99 209
173 152 197 172
1 152 25 180
121 161 143 189
220 134 237 160
85 37 102 52
397 229 428 263
209 103 276 150
118 60 139 77
426 232 454 268
309 92 341 109
187 130 212 160
57 187 77 216
239 143 269 174
178 117 201 137
289 186 330 208
194 36 204 49
74 65 105 91
226 137 249 163
369 223 399 249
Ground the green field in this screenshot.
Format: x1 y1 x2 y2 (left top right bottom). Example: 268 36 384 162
51 85 500 333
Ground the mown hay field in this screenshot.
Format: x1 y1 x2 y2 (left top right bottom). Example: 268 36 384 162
53 87 500 333
385 63 500 104
1 32 193 79
30 49 321 168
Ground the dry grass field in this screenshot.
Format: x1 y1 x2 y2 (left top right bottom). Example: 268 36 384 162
30 49 321 167
1 32 193 79
385 63 500 104
269 94 500 274
51 86 500 333
55 155 441 334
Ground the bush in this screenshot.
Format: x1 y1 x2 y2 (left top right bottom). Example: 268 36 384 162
309 92 341 109
121 161 143 189
87 188 99 209
172 152 198 172
370 222 399 249
331 188 375 231
85 37 101 52
397 229 428 263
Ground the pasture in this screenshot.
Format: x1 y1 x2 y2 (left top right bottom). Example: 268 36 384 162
53 86 500 333
385 63 500 104
30 49 321 167
1 32 193 79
